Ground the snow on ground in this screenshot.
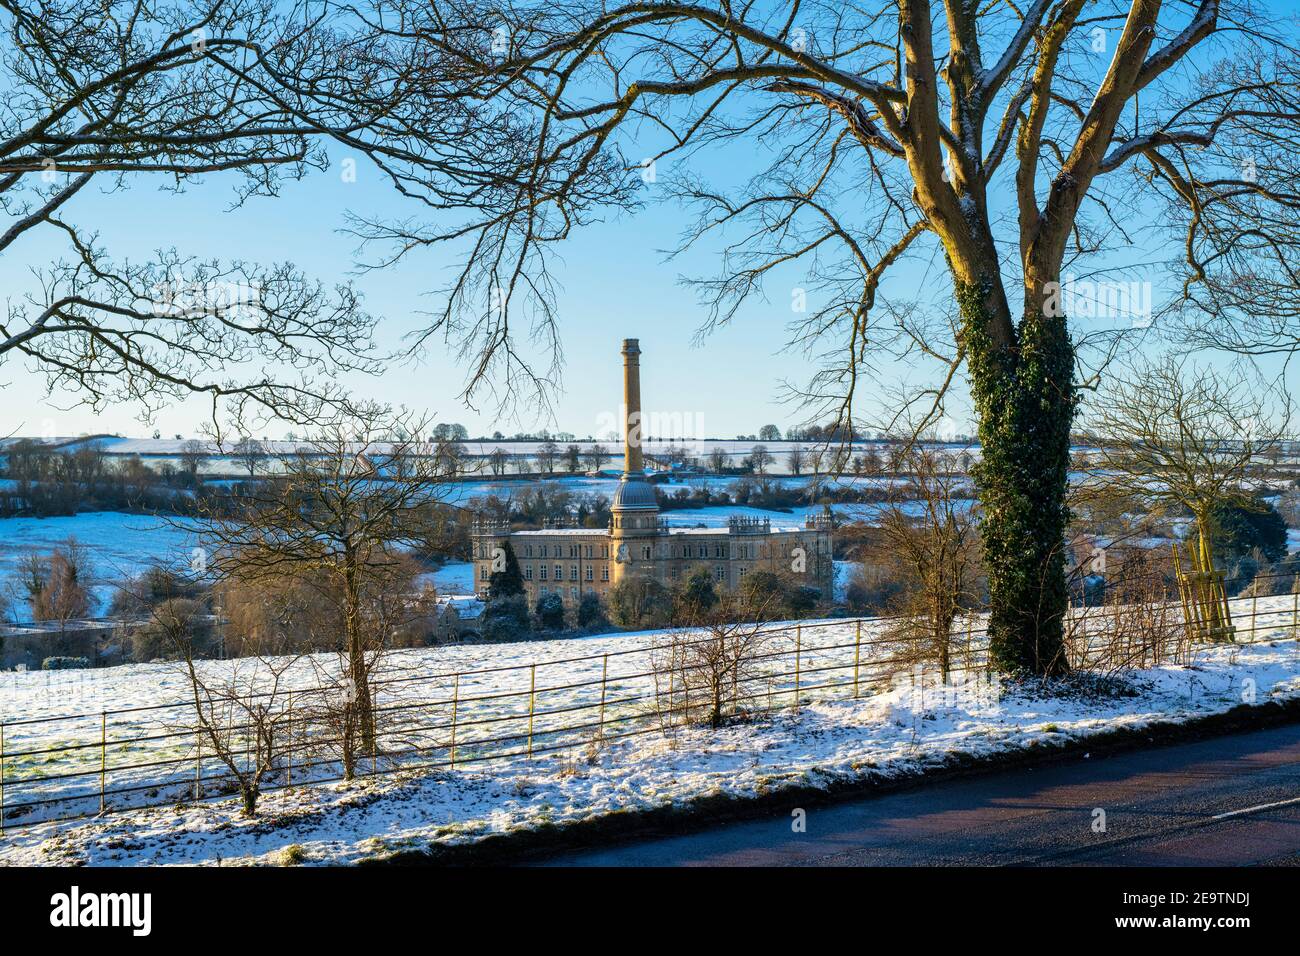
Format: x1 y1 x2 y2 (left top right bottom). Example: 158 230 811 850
833 560 854 602
439 473 917 508
2 597 1298 866
428 561 475 595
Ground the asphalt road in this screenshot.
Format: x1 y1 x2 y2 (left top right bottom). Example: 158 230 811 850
536 723 1300 866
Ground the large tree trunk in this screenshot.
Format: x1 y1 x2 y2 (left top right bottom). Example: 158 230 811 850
342 557 376 776
959 279 1075 676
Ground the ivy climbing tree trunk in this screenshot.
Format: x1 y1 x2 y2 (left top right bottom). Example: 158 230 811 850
961 282 1075 676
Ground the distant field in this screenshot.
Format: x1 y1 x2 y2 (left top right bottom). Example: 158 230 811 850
0 514 199 619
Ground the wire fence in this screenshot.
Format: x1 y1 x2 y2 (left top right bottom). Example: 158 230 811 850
2 570 1298 836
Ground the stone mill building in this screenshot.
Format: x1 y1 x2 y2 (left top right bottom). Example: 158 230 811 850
472 339 834 605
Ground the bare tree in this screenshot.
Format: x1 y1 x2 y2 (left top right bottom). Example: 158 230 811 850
750 444 773 475
1081 355 1289 640
20 538 92 653
178 439 207 485
536 439 560 474
0 0 388 426
583 443 610 472
787 445 805 476
875 445 983 679
184 406 460 778
864 448 884 478
231 437 264 480
886 443 908 477
348 0 1300 676
488 446 509 476
434 437 466 476
564 443 581 472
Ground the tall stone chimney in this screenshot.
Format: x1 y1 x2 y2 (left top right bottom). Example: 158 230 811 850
611 337 658 564
621 338 643 476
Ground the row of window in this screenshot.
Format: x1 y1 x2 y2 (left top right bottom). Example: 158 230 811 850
480 554 827 581
624 542 813 560
537 585 593 600
523 564 610 582
476 537 828 563
478 561 778 585
612 516 656 529
523 542 608 559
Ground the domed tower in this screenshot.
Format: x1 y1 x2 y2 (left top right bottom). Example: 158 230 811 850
610 338 661 582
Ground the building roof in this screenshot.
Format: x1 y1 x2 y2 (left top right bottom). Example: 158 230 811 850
611 476 659 511
510 528 604 536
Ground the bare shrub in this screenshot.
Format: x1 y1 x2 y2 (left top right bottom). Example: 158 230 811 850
130 597 213 662
873 444 982 680
652 591 779 729
1067 549 1186 674
166 621 299 817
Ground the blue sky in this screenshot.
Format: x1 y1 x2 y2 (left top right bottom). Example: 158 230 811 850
2 139 851 440
2 6 1293 441
2 137 1172 442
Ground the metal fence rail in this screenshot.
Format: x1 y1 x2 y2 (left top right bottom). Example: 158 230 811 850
2 572 1298 835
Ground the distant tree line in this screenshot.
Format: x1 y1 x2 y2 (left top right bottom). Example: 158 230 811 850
0 441 196 516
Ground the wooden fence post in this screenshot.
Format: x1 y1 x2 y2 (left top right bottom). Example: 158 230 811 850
99 711 107 815
852 620 862 699
371 689 379 776
1 721 6 832
194 732 202 801
597 654 608 742
527 664 536 760
285 694 293 788
449 674 459 770
793 626 802 712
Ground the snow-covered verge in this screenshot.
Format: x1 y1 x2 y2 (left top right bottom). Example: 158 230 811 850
3 630 1298 866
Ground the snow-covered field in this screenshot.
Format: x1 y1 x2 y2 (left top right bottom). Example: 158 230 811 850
2 596 1298 866
0 514 200 619
428 561 475 595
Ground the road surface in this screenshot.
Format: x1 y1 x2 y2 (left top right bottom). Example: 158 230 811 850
536 723 1300 866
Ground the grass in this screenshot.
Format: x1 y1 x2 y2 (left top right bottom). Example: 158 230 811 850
279 843 307 866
